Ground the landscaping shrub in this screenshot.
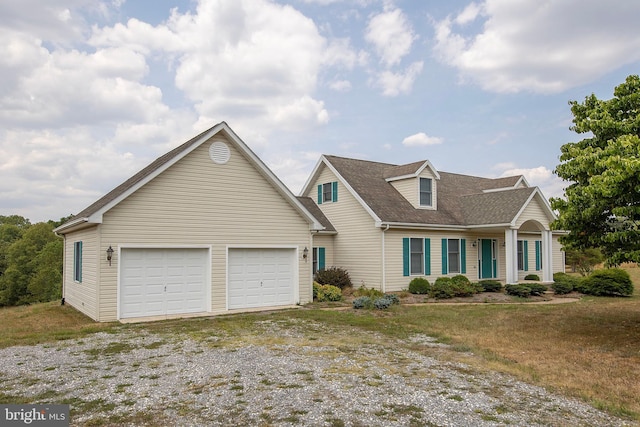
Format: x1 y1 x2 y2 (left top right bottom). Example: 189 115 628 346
582 268 634 297
551 280 573 295
313 282 342 302
478 280 502 292
449 275 477 297
431 277 455 299
352 296 372 309
505 284 531 298
524 274 540 281
384 294 401 305
314 267 352 290
553 272 584 293
373 297 393 310
527 283 548 296
353 286 384 299
408 277 431 294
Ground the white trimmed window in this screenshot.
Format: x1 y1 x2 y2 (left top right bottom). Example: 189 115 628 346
419 177 432 207
73 241 83 283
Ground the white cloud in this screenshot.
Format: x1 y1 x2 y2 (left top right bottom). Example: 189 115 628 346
433 0 640 93
374 61 424 96
402 132 443 147
365 7 416 67
497 165 566 200
329 79 352 92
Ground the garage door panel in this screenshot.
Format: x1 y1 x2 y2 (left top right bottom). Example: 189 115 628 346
228 248 295 310
120 248 208 319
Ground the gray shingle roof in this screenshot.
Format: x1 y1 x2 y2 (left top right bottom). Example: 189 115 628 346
297 196 336 232
324 155 534 226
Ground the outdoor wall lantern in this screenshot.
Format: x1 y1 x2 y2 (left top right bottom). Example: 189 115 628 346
471 241 477 247
106 246 114 266
303 247 309 262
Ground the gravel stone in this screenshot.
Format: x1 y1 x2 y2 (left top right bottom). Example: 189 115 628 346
0 321 634 426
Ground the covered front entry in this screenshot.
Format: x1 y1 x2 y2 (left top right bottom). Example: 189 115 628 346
479 239 497 279
227 248 296 310
119 248 209 319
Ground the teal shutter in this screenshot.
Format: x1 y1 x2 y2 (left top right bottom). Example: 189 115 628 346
424 238 431 276
332 181 338 202
523 240 529 271
317 184 323 204
441 238 448 274
460 239 466 274
402 238 410 276
535 241 541 270
318 247 326 270
79 242 82 282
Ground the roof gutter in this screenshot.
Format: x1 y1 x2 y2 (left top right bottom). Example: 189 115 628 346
53 217 89 235
376 221 467 231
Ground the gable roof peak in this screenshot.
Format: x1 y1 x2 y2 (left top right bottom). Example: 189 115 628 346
384 159 440 181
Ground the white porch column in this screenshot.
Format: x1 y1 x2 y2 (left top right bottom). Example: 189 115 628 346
505 229 518 284
542 230 554 283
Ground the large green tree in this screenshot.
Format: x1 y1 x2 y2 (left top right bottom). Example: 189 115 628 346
552 75 640 265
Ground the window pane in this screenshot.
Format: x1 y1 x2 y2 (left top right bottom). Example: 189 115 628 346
448 239 459 273
420 178 432 206
410 238 423 274
323 183 332 202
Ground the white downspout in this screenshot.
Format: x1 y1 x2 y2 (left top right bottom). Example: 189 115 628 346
381 224 390 293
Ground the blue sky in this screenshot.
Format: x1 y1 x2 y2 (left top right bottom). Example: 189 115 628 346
1 0 639 222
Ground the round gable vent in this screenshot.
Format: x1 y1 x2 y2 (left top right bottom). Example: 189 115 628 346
209 141 230 164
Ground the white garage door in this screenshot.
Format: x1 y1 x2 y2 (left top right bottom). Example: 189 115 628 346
228 248 296 310
120 248 208 319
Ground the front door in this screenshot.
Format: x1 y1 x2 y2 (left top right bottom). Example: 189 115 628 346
479 239 497 279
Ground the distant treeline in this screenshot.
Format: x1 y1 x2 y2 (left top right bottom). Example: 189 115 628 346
0 214 73 306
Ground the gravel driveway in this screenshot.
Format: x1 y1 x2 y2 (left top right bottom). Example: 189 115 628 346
0 317 633 426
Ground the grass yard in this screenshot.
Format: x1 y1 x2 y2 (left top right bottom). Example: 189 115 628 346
1 265 638 421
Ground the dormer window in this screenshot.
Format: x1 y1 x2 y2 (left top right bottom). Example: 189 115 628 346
317 181 338 204
420 178 432 207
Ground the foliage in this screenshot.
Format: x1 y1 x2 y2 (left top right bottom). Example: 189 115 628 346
582 268 634 297
373 297 393 310
552 272 583 294
384 294 400 305
551 75 640 266
565 248 605 276
314 267 352 290
352 296 373 309
0 218 63 306
430 277 454 299
527 283 548 296
353 286 384 299
313 282 342 302
478 280 502 293
408 277 430 294
524 274 540 281
505 284 532 298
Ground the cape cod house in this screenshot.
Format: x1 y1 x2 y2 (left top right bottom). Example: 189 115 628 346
55 123 564 322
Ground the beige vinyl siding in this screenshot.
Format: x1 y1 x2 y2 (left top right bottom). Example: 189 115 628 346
308 167 382 289
553 235 565 274
515 197 553 229
388 169 438 209
63 225 99 320
98 135 311 321
384 230 475 292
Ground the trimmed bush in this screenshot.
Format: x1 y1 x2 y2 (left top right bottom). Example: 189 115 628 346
527 283 548 296
449 275 477 297
313 282 342 302
505 284 531 298
552 280 573 295
431 277 455 299
384 294 401 305
524 274 540 281
373 297 393 310
314 267 352 290
553 272 584 293
408 277 431 295
352 296 372 309
478 280 502 292
583 268 633 297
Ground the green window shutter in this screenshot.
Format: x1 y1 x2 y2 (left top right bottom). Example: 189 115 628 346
424 238 431 276
523 240 529 271
535 241 541 271
460 239 466 274
317 184 323 204
318 247 326 270
332 181 338 202
402 238 410 276
79 242 82 282
441 238 448 274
